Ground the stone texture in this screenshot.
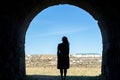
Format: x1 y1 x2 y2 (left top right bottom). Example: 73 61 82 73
0 0 120 80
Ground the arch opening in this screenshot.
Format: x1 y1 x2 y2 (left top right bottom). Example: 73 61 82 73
25 4 102 79
1 0 120 80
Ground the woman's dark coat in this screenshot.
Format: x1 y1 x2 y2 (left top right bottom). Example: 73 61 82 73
57 43 70 69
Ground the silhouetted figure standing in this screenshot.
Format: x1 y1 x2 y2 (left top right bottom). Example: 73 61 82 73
57 36 70 80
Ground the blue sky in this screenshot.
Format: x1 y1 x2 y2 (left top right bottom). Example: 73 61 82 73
25 4 102 55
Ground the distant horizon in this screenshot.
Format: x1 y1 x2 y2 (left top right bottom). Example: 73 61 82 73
25 52 102 55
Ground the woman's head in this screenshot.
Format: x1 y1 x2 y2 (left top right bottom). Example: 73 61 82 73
62 36 69 44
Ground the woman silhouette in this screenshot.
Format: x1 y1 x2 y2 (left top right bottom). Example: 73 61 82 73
57 36 70 80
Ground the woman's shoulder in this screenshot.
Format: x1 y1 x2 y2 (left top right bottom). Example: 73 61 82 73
58 43 62 45
58 43 64 47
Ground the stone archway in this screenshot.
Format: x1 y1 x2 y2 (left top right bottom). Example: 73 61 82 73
0 0 120 80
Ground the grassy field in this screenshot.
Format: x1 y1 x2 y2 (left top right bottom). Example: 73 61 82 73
26 66 101 80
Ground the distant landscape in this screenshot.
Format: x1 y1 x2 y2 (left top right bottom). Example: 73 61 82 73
25 54 102 67
25 54 102 80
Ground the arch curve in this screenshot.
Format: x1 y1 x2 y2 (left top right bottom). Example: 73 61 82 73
0 0 120 80
26 0 100 29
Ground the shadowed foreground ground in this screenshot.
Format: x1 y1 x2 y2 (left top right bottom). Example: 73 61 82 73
26 75 101 80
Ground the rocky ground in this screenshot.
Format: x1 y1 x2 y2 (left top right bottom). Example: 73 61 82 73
25 54 102 68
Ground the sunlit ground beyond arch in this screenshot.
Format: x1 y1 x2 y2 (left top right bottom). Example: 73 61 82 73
25 4 102 80
26 55 101 79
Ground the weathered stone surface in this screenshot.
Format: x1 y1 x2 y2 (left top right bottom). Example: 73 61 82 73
0 0 120 80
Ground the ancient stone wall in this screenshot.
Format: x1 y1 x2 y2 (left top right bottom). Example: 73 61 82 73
0 0 120 80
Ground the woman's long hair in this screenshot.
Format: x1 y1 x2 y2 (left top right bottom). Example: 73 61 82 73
62 36 69 45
